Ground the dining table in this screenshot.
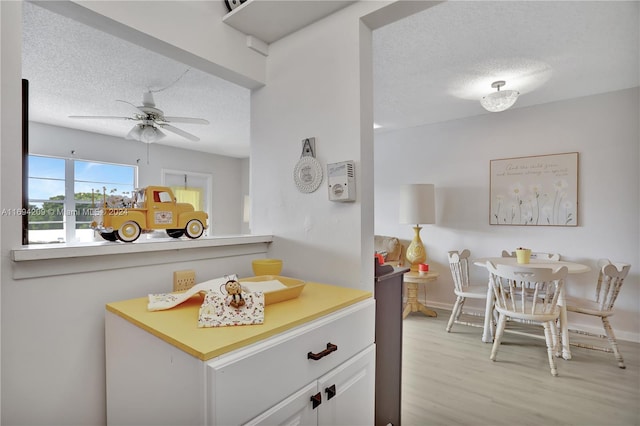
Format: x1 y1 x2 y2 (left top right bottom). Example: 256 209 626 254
473 256 591 360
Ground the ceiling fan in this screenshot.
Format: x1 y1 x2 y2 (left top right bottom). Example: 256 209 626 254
69 91 210 143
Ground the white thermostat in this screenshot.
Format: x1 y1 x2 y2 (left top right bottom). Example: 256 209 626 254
327 161 356 202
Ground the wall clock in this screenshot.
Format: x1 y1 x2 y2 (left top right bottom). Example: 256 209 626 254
293 156 323 193
293 138 323 193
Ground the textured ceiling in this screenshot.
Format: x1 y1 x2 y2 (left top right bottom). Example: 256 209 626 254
22 1 251 158
373 1 639 131
22 1 639 157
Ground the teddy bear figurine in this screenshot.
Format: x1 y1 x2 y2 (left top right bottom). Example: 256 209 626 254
224 279 245 309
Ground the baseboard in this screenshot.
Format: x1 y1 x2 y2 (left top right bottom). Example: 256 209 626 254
420 300 640 344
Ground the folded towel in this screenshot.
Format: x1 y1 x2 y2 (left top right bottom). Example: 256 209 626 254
198 291 264 328
148 274 265 328
147 274 238 311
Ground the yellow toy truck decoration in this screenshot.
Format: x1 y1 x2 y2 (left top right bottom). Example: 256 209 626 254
91 186 208 242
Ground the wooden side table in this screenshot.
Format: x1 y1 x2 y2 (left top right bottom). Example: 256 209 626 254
402 271 439 318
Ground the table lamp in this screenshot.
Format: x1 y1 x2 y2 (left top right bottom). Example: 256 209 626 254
399 184 436 271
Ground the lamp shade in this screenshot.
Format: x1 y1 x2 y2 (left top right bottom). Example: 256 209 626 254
399 184 436 225
481 90 519 112
141 125 166 143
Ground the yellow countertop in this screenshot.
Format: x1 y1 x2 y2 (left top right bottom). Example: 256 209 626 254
106 282 372 361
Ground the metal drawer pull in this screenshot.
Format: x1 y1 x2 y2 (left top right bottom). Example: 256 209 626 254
325 384 337 400
310 392 322 409
307 343 338 360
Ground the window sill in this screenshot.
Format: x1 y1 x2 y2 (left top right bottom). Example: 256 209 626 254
10 234 273 279
12 234 273 262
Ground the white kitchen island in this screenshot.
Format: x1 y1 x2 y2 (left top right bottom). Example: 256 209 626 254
105 281 375 425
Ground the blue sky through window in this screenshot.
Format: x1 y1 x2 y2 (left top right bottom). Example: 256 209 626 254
28 156 64 200
28 155 135 200
74 160 134 184
75 160 135 198
28 156 64 178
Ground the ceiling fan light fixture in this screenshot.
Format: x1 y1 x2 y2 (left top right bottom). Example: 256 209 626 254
125 125 142 141
125 124 165 143
481 80 520 112
140 125 165 143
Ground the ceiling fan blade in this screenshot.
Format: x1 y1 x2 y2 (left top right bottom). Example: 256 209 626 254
116 99 145 114
160 124 200 142
69 115 133 120
163 116 210 125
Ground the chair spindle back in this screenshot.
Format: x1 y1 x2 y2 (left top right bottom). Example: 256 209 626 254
595 259 631 312
448 250 471 293
487 262 567 316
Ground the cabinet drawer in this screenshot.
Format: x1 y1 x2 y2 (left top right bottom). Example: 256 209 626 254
246 345 375 426
207 298 375 425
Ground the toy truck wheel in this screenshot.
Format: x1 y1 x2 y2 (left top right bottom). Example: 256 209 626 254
100 232 117 242
166 229 184 238
185 219 204 239
116 221 141 242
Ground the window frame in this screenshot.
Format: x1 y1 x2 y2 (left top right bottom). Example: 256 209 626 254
26 154 137 244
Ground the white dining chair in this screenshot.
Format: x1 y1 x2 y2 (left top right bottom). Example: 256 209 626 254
486 261 568 376
446 250 491 334
565 259 631 368
501 250 560 260
533 252 561 261
500 250 559 301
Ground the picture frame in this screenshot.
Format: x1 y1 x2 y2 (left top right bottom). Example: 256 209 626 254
490 152 578 226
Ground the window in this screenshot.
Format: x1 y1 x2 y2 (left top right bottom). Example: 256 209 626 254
27 155 136 244
163 170 211 233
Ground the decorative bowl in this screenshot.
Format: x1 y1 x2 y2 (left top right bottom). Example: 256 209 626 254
251 258 283 276
240 275 305 305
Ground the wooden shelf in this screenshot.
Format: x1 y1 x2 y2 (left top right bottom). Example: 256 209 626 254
222 0 356 44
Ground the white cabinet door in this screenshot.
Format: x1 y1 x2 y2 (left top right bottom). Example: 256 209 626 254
244 345 375 426
317 345 375 426
244 382 318 426
208 300 375 425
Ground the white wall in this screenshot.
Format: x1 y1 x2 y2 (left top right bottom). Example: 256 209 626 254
375 88 640 342
240 157 251 234
1 2 263 423
247 1 437 289
250 2 381 289
30 122 246 236
0 1 21 420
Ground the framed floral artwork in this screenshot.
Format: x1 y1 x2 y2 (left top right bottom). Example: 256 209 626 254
490 152 578 226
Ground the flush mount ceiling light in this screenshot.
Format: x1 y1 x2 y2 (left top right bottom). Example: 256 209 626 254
480 80 520 112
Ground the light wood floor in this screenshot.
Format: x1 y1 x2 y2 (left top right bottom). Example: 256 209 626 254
402 308 640 426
